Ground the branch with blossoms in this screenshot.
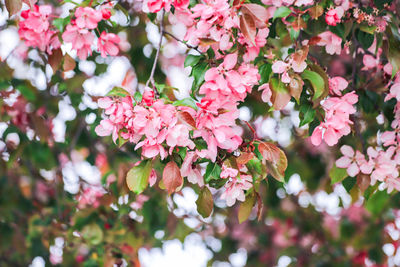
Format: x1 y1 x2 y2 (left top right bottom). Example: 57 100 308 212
5 0 400 223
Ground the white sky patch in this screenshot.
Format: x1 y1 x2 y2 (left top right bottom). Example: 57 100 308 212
139 234 213 267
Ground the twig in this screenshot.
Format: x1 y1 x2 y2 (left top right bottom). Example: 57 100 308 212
162 30 202 54
145 9 165 91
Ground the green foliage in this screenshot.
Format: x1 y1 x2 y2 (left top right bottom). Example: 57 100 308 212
126 160 152 194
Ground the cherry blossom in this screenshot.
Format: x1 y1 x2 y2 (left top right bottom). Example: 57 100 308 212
97 32 120 57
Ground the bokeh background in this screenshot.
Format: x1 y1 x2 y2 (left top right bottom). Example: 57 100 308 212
1 0 400 266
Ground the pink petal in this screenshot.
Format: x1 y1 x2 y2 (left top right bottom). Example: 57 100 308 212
347 162 359 177
340 145 354 157
336 156 352 168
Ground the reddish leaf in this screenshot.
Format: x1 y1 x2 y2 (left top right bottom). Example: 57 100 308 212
48 49 63 73
308 5 323 19
240 13 257 46
63 54 76 72
265 148 288 182
309 36 322 45
293 46 309 64
258 142 280 163
357 174 371 193
22 0 37 9
288 74 304 102
163 161 183 195
269 77 291 110
178 111 196 128
196 186 213 218
237 152 255 165
242 4 269 28
5 0 22 16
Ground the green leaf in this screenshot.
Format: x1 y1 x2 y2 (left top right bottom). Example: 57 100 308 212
238 192 256 223
134 91 143 102
191 62 208 88
259 63 272 84
184 55 202 68
106 87 130 97
299 103 316 127
53 16 71 32
81 223 103 245
126 160 152 194
273 6 292 20
366 190 390 216
173 98 198 110
356 30 374 50
204 162 222 183
301 70 325 100
196 187 213 218
342 176 356 193
289 28 300 41
16 84 36 101
329 164 348 184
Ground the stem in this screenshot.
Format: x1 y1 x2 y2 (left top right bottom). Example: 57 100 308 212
162 31 202 54
145 9 165 91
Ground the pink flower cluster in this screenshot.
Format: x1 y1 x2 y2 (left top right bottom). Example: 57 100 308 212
220 165 253 206
18 5 61 54
272 56 307 84
311 78 358 146
147 0 189 13
336 145 400 193
62 6 120 60
95 92 195 160
335 95 400 192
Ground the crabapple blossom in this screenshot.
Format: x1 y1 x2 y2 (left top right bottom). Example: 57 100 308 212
18 5 60 53
75 7 102 29
311 91 358 146
97 32 120 57
325 9 340 26
220 174 253 207
317 31 342 55
62 24 95 60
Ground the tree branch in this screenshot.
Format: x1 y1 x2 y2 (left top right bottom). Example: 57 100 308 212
145 9 165 91
162 30 202 54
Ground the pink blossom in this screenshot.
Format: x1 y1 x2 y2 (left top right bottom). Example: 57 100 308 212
101 8 112 20
166 124 195 153
18 5 60 53
362 54 379 70
311 92 358 146
130 194 150 210
148 0 173 13
259 83 272 103
325 9 340 26
142 88 155 106
318 31 342 55
75 7 102 29
272 61 289 74
77 185 105 209
336 145 373 176
97 31 120 57
329 77 348 96
181 151 203 186
173 0 190 10
221 165 238 178
62 24 95 60
220 175 253 206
